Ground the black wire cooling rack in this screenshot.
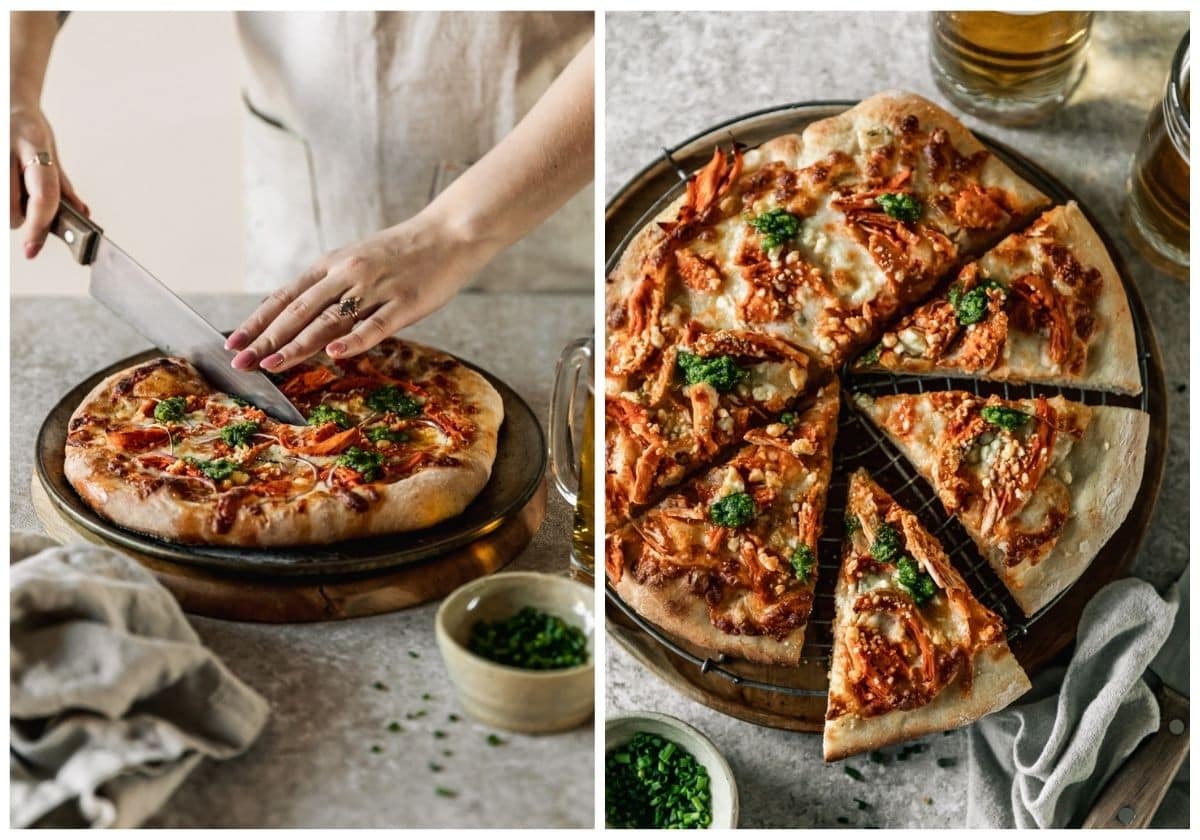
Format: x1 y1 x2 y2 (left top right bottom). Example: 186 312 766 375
603 102 1155 698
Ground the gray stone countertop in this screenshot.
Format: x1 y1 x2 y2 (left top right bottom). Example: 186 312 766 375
605 11 1189 829
10 291 594 828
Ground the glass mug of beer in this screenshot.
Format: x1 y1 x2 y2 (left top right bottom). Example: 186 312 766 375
548 335 594 582
929 12 1094 126
1126 31 1189 279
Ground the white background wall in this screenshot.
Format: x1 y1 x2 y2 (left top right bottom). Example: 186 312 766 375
9 11 243 295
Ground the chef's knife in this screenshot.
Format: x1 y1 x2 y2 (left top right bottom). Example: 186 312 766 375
49 201 307 425
1081 568 1189 828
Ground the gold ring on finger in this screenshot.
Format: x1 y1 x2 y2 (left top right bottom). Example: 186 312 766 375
337 295 362 320
22 152 54 170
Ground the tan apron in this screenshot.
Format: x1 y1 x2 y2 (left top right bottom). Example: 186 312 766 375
236 11 593 292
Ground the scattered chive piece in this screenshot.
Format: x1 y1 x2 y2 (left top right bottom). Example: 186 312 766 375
435 787 457 799
844 766 864 781
868 750 889 765
372 681 388 691
486 734 505 747
370 744 382 754
442 749 453 757
937 757 957 768
429 762 444 773
433 730 447 739
837 816 850 825
387 722 402 733
468 606 588 670
405 710 427 720
408 651 420 659
855 799 872 810
421 692 433 701
448 714 461 723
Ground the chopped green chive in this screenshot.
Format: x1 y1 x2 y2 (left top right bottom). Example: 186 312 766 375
844 766 864 781
468 606 588 670
605 731 712 829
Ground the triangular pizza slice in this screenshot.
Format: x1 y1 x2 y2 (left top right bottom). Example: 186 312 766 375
606 385 839 665
606 91 1050 369
853 390 1149 615
824 469 1030 761
605 326 813 526
854 202 1141 395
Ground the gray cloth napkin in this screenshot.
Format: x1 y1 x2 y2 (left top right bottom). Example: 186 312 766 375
966 576 1182 828
10 535 270 828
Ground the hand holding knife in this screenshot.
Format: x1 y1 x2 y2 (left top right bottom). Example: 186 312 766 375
49 201 307 425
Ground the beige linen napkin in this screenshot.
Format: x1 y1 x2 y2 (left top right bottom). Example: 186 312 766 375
10 535 269 828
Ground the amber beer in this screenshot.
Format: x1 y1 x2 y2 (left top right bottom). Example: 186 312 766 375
549 336 594 580
1127 32 1189 278
571 393 595 573
930 12 1093 125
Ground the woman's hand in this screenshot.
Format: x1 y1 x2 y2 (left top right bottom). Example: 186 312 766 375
10 11 87 258
226 208 493 372
10 105 88 258
227 35 593 373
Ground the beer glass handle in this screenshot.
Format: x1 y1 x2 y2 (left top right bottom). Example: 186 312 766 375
548 337 592 506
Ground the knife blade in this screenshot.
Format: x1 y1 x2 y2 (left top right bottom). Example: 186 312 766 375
50 201 307 425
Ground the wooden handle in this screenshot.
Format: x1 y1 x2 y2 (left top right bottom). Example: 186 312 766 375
1081 684 1189 828
50 200 103 264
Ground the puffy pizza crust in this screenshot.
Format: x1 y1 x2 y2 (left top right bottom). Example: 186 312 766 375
824 644 1029 761
1005 404 1148 614
610 564 808 666
64 349 503 546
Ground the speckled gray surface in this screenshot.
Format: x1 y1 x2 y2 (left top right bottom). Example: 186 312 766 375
10 291 594 828
605 11 1189 829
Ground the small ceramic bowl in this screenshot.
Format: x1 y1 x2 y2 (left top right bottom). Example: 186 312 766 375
605 712 739 829
435 571 594 733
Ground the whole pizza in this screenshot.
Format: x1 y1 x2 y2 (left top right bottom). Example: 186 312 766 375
65 338 504 546
605 91 1149 759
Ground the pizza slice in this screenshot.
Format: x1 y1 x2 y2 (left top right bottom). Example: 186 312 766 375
854 202 1141 395
824 469 1030 761
606 385 839 665
605 324 813 525
607 91 1049 369
853 390 1149 615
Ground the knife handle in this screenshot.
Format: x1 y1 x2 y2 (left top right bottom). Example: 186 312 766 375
50 200 103 265
1080 683 1189 828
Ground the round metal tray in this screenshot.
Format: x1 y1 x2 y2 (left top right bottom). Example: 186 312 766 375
604 101 1167 700
36 350 547 578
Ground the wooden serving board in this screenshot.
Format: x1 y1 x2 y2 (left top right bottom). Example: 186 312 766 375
34 473 547 623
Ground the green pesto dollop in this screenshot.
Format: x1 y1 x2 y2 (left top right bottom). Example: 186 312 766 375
676 351 748 393
748 208 802 250
154 396 187 423
709 491 757 528
335 446 385 481
876 192 921 223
